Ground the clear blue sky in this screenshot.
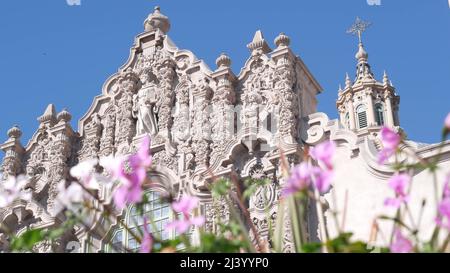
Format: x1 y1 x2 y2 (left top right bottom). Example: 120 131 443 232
0 0 449 154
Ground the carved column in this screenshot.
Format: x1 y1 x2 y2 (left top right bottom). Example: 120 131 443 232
191 78 213 170
155 57 176 139
99 111 116 157
274 62 297 140
79 113 102 161
0 126 24 180
115 68 140 154
47 110 74 214
210 53 236 165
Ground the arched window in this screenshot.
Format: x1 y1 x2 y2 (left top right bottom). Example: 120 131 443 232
104 191 176 253
375 103 385 126
356 104 368 129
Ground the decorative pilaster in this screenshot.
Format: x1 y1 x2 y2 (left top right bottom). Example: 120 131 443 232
155 57 176 139
47 109 75 214
79 112 102 161
271 33 298 142
115 68 140 154
191 77 213 170
99 110 116 157
210 53 236 165
0 126 24 180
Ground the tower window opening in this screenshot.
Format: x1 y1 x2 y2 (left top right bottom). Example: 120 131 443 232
375 104 384 126
356 104 367 129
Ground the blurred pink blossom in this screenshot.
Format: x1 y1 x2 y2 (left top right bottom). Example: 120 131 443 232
100 136 152 210
140 217 153 253
312 168 334 194
310 141 336 170
384 174 411 208
282 162 313 197
378 127 401 164
390 229 413 253
166 196 205 234
436 198 450 230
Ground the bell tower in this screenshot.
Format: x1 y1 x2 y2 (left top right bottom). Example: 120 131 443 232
336 18 400 134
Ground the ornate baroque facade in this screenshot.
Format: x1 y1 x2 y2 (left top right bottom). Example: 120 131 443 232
1 7 449 252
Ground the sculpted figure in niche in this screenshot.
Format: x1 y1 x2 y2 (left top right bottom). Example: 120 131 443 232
133 71 159 136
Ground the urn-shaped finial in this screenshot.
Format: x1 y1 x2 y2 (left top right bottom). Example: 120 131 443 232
216 53 231 69
274 32 291 48
144 6 171 34
7 125 22 140
57 108 72 123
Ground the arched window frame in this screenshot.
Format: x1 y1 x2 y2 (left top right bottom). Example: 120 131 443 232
375 103 385 126
356 104 368 129
103 190 177 253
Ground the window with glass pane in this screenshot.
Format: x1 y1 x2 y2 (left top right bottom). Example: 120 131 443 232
375 104 384 126
104 191 176 252
356 105 367 129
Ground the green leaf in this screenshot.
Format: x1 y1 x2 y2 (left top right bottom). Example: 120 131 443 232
210 179 232 198
10 229 45 252
302 242 323 253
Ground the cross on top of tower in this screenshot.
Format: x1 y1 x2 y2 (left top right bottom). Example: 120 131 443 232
346 17 372 44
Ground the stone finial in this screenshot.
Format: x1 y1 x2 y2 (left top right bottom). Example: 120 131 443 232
216 53 231 69
345 73 352 89
355 42 368 62
144 6 171 34
274 32 290 48
383 70 390 86
7 125 22 140
338 84 343 95
38 104 57 124
57 108 72 123
247 30 271 54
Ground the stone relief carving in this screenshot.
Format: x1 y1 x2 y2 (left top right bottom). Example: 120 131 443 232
0 9 321 253
99 110 116 157
132 74 159 136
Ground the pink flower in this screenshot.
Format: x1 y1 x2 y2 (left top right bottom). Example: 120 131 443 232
436 180 450 230
282 162 313 197
172 196 199 216
390 229 413 253
140 217 153 253
384 174 411 208
282 162 335 197
312 168 334 194
101 136 152 210
166 196 205 234
378 127 401 164
0 175 31 208
309 141 336 170
437 199 450 228
445 113 450 130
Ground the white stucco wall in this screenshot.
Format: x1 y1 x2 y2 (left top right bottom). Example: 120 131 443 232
324 143 450 245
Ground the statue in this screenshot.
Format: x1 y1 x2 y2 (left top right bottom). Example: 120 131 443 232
133 72 159 136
